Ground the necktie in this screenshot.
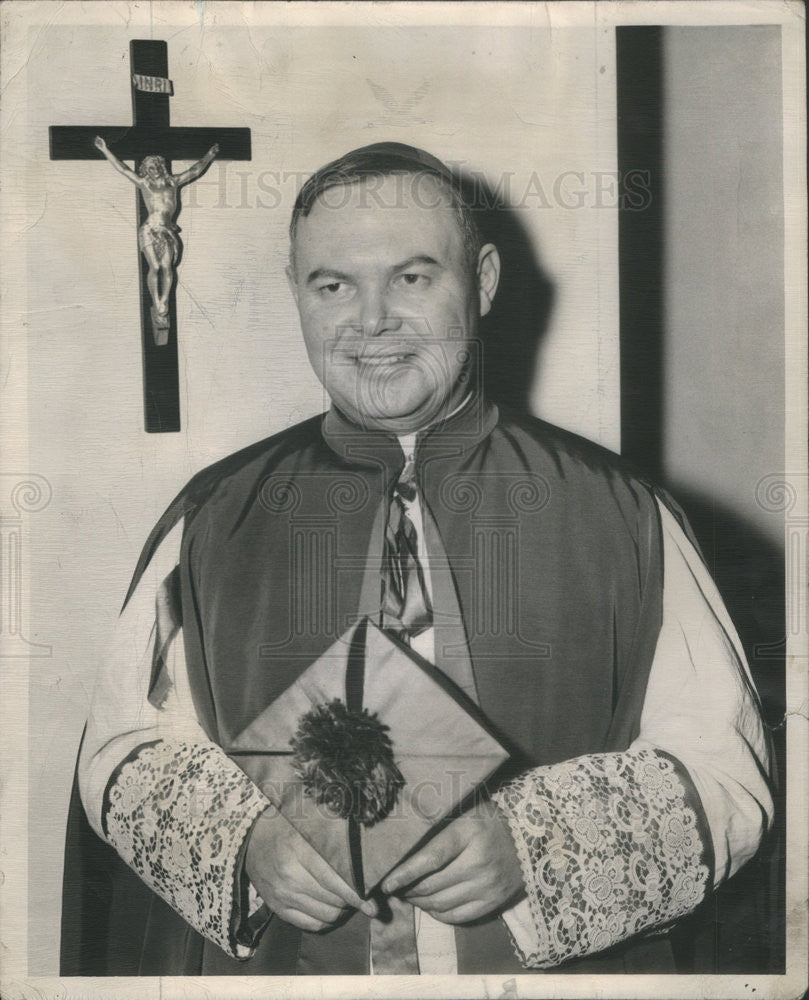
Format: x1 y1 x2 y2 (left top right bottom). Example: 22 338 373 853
371 458 430 973
380 459 432 640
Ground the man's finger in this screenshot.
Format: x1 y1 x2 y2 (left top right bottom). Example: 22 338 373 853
294 893 348 925
300 850 378 917
292 864 357 910
400 855 468 899
405 879 473 913
427 900 489 926
382 833 460 894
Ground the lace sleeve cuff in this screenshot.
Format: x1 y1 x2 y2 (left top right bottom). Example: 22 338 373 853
104 740 272 959
493 749 711 969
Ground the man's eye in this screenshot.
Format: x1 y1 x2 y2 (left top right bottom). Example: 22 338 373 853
401 272 430 288
397 273 430 289
318 282 346 296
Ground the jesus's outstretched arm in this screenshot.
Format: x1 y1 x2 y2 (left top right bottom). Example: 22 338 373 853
94 136 143 186
174 143 219 186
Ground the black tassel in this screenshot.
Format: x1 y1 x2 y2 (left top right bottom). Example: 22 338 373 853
290 699 405 826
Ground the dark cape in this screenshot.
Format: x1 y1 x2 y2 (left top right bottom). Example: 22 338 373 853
61 396 707 976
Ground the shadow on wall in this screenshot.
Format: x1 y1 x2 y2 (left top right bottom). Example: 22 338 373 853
458 170 556 414
667 487 786 975
672 488 787 729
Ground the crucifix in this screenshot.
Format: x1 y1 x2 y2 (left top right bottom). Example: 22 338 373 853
49 40 252 433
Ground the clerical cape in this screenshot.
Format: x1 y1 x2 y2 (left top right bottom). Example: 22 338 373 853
62 395 701 975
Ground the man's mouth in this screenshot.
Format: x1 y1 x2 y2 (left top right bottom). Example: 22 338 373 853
353 348 417 367
357 354 413 367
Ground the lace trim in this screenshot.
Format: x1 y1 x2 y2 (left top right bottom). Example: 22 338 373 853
493 749 710 969
105 740 271 958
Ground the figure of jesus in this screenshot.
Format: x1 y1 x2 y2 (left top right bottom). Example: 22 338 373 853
94 136 219 344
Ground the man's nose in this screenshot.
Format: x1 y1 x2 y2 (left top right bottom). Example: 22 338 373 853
357 285 403 337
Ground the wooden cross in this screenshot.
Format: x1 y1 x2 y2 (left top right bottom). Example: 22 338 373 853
49 40 252 433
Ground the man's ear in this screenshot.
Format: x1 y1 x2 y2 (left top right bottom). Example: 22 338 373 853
477 243 500 317
286 263 299 306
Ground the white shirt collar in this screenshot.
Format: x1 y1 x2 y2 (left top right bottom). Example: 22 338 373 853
396 394 472 460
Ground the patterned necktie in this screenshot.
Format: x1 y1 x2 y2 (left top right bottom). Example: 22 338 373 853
372 457 430 973
380 458 433 641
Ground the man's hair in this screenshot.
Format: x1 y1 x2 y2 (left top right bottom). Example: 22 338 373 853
289 142 482 274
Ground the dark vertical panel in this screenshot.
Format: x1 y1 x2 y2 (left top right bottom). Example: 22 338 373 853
616 27 664 476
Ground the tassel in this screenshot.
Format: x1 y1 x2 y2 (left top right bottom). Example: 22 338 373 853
290 699 405 826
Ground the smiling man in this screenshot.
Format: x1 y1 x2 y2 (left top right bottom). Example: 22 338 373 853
64 143 773 977
287 160 499 434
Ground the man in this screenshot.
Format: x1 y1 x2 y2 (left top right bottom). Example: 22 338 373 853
63 142 773 976
93 136 218 339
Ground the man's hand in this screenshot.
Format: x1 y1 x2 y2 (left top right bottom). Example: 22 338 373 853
245 805 378 932
381 801 524 924
94 135 108 152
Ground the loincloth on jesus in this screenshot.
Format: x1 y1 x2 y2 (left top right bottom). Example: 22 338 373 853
138 219 180 262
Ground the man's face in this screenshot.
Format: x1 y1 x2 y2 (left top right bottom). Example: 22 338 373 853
288 173 499 434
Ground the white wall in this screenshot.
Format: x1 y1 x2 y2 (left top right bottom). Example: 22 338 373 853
3 4 619 973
